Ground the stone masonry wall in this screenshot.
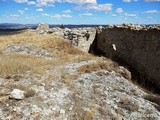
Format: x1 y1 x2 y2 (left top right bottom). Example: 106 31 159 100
92 26 160 87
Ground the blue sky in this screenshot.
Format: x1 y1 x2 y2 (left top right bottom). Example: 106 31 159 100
0 0 160 24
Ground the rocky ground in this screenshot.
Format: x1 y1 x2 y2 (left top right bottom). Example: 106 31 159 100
0 28 160 120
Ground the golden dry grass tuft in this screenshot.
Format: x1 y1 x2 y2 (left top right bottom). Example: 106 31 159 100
78 58 118 74
24 89 36 98
144 94 160 111
0 54 64 77
84 108 96 120
62 73 79 86
116 108 125 116
119 97 139 112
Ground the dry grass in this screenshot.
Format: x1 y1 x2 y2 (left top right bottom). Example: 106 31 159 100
119 97 139 112
0 31 93 76
0 31 85 56
84 108 96 120
54 111 60 117
5 83 28 91
78 58 132 81
144 94 160 111
24 89 36 98
116 108 125 116
62 73 79 86
96 71 109 76
78 59 118 74
0 54 65 77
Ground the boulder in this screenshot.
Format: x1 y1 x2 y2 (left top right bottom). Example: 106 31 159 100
9 89 25 100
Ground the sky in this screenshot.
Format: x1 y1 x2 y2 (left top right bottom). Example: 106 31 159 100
0 0 160 24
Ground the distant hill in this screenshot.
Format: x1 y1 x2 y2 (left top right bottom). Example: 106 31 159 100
0 23 23 28
0 23 108 29
0 23 38 34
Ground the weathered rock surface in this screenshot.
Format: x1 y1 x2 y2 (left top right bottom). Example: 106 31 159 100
36 23 52 35
3 44 52 57
36 23 50 31
0 59 160 119
51 27 96 52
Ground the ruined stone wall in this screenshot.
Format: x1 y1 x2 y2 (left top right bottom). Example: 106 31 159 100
36 24 97 52
77 28 96 52
92 27 160 87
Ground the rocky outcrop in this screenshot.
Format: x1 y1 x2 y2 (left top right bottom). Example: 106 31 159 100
36 23 52 35
3 44 52 57
51 27 96 52
90 25 160 92
37 26 96 52
36 23 50 31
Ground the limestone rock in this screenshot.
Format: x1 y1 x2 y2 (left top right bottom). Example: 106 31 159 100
9 89 25 100
51 27 96 52
60 109 65 114
36 23 50 31
3 44 51 57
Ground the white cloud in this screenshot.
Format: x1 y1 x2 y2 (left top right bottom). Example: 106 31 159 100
18 10 25 14
52 14 72 19
144 0 160 2
64 0 96 4
14 0 28 3
79 3 112 12
28 1 36 5
36 0 62 6
53 14 61 19
42 13 50 16
17 8 29 15
61 14 72 18
63 9 72 13
79 13 93 16
36 8 43 12
35 0 96 6
122 0 138 2
124 13 137 16
10 14 19 17
123 0 131 2
145 10 159 13
24 8 29 10
116 8 123 13
112 14 117 16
